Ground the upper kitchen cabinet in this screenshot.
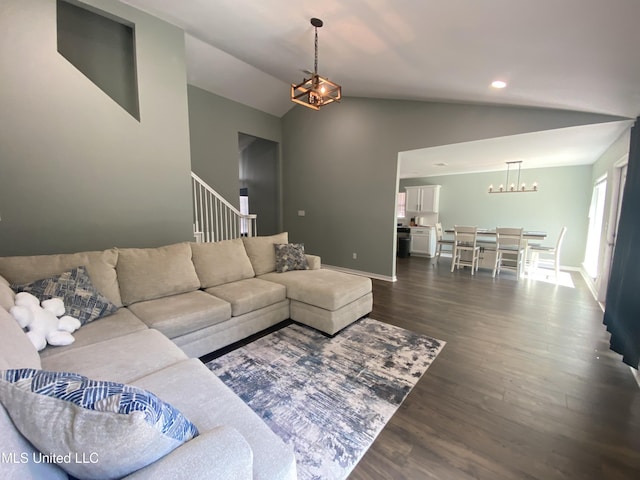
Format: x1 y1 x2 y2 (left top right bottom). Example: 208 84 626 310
405 185 441 213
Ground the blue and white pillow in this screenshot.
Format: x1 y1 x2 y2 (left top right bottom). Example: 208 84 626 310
0 369 198 479
11 266 118 325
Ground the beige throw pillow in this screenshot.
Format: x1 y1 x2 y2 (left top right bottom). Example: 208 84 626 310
116 243 200 306
242 233 289 276
0 249 122 307
191 238 255 288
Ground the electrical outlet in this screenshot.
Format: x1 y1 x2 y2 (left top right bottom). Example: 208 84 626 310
352 252 357 260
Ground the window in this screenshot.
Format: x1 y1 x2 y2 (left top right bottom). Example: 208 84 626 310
397 192 406 218
584 178 607 279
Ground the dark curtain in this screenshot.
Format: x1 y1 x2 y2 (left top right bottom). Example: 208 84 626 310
603 117 640 369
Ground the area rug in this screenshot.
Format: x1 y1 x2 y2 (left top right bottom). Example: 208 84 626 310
206 317 445 480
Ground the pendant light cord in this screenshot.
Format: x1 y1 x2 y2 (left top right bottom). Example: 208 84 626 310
314 26 319 75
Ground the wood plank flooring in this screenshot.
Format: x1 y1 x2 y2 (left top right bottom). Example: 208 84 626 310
349 256 640 480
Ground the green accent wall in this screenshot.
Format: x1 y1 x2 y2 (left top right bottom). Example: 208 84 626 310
282 97 626 278
187 85 282 212
400 166 592 267
0 0 192 256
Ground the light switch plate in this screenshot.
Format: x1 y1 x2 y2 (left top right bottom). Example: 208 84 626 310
298 210 306 217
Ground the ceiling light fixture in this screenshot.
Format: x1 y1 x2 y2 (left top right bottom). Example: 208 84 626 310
491 80 507 89
488 161 538 193
291 18 341 110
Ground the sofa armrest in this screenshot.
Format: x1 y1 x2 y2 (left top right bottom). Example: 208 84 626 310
305 254 321 270
124 426 253 480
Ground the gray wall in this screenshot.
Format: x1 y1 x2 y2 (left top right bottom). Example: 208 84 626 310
400 165 593 267
188 85 282 211
282 96 626 278
240 136 280 236
0 0 193 255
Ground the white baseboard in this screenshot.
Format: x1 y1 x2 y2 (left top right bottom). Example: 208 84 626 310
322 265 396 282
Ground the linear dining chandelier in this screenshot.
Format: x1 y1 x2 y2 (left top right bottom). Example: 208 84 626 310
290 18 342 110
488 161 538 193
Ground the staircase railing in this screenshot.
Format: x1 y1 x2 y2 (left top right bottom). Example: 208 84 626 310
191 172 257 242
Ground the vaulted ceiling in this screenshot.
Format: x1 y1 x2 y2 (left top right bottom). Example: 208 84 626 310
120 0 640 175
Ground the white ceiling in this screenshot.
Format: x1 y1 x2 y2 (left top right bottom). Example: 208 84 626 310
120 0 640 175
398 120 633 178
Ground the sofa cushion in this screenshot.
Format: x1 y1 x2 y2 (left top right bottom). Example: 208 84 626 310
117 243 201 306
259 269 373 311
305 254 321 270
0 275 15 311
128 290 232 339
11 266 118 325
125 426 253 480
0 307 41 371
132 359 297 480
242 232 288 276
0 403 68 480
0 368 198 480
190 239 255 288
205 278 287 316
0 249 122 307
41 329 188 385
275 243 308 273
39 308 148 359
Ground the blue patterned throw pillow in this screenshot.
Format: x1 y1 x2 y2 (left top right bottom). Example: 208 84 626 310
11 266 118 325
0 369 199 479
275 243 309 273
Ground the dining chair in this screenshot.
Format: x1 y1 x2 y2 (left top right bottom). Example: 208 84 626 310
493 227 525 279
451 226 480 274
529 226 567 280
435 223 454 263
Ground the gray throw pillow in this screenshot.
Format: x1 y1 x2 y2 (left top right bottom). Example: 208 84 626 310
0 369 199 480
11 266 118 325
275 243 309 273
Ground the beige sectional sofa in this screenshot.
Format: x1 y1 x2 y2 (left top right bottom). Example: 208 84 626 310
0 232 372 479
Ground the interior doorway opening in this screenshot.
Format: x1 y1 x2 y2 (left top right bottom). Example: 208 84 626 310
238 133 280 236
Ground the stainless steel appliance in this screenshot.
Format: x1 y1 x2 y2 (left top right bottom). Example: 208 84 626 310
397 227 411 257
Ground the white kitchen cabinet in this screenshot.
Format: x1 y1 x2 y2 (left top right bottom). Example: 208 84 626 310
410 227 436 256
405 185 441 213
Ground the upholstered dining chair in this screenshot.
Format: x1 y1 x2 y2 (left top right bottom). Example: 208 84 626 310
529 226 567 280
435 223 454 263
493 227 525 279
451 226 480 275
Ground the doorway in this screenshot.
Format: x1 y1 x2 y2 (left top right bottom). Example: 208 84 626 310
238 133 280 236
584 178 607 280
596 160 628 303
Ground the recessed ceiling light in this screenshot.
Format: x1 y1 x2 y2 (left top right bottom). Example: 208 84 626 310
434 162 448 167
491 80 507 89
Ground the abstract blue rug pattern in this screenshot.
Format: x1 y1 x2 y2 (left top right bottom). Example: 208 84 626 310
206 318 445 480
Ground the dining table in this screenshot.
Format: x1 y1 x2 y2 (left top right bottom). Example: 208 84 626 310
444 228 547 270
444 228 547 241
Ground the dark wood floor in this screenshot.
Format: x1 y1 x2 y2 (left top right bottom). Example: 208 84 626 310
349 256 640 480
